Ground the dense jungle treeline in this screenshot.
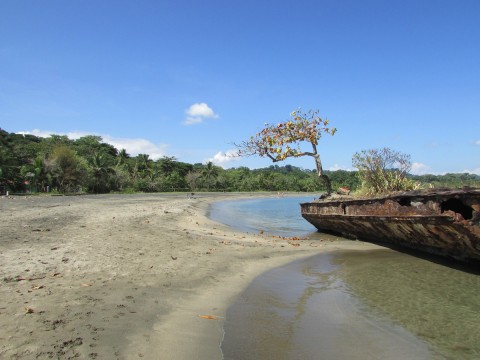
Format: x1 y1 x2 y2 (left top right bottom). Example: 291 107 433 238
1 129 479 194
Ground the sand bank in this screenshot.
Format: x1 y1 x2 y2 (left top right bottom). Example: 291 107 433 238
0 193 382 359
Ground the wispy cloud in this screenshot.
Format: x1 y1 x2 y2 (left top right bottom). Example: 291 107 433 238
183 102 219 125
476 140 480 146
19 129 90 139
17 129 168 160
463 167 480 175
328 164 353 171
410 162 432 175
207 149 240 168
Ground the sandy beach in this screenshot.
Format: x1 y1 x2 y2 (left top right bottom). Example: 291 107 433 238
0 193 381 359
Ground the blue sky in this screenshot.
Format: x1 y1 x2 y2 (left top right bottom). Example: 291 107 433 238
1 0 479 174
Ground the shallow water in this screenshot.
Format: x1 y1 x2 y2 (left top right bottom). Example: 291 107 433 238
210 197 480 360
335 250 480 359
208 195 318 237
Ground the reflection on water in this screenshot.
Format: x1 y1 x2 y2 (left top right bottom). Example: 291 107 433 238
336 250 480 360
222 252 438 360
213 197 480 359
222 250 480 360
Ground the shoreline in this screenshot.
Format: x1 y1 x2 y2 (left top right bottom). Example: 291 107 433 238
0 193 383 359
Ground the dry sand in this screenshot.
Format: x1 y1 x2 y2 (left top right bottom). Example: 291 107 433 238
0 193 381 359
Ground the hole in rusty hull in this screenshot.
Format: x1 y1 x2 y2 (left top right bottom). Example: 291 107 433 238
398 197 412 207
440 198 473 220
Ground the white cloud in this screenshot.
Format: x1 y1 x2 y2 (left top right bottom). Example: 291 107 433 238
328 164 353 171
17 129 168 160
102 136 168 160
462 167 480 175
410 162 432 175
183 116 204 125
19 129 91 139
207 149 240 168
183 102 219 125
476 140 480 146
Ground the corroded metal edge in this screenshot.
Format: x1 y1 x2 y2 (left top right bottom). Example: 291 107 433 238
301 188 480 262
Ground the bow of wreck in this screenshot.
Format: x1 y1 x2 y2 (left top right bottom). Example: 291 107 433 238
301 188 480 262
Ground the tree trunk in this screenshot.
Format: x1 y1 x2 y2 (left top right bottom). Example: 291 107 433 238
313 148 332 195
320 174 332 195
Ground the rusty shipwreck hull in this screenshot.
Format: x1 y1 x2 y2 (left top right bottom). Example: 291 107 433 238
301 188 480 262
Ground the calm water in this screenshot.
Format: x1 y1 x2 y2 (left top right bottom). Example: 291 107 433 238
208 195 318 237
209 197 480 360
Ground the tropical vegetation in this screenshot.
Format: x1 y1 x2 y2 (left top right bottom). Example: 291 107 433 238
1 128 478 195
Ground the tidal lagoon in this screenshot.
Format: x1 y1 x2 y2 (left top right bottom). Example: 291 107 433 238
210 196 480 360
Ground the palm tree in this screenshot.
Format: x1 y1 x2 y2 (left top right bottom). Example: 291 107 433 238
137 154 151 170
159 156 177 176
116 148 130 166
32 156 48 192
131 154 152 180
201 161 219 191
89 153 114 193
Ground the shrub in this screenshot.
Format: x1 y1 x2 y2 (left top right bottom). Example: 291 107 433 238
352 148 420 195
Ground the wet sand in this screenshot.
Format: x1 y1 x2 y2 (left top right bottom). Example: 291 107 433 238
221 251 435 360
0 193 381 359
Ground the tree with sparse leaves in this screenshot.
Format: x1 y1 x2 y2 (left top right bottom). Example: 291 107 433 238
352 147 418 194
235 109 337 194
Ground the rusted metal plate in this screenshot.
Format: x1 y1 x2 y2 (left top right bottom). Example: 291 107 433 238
301 188 480 262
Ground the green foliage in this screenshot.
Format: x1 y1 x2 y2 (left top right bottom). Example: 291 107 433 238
326 170 361 191
46 145 88 193
86 153 115 193
201 161 220 191
0 128 478 195
352 148 420 195
414 173 480 189
73 135 118 159
1 129 47 192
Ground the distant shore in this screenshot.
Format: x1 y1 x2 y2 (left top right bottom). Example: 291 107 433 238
0 193 382 359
